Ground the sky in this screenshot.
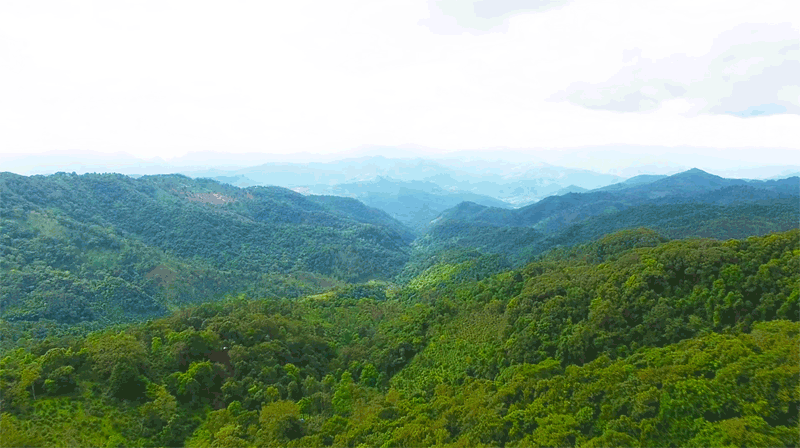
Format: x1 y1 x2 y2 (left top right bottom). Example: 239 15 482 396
0 0 798 171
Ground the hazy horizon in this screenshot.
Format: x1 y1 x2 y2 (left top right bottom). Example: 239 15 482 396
1 0 798 170
2 145 798 181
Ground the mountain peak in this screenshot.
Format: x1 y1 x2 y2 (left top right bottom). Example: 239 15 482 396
681 168 712 176
668 168 725 181
647 167 748 192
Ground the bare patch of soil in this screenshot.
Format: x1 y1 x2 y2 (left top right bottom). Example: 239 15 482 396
146 265 177 286
185 192 236 205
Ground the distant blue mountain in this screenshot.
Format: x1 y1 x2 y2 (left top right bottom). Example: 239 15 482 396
210 174 260 188
556 185 588 195
767 171 800 180
300 176 512 231
596 174 667 191
185 156 625 206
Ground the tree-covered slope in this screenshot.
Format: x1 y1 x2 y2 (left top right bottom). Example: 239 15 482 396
414 170 799 266
1 172 413 279
414 198 798 271
0 229 797 447
595 173 667 191
433 170 798 232
0 172 414 336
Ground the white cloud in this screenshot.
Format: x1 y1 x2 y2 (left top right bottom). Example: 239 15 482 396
0 0 798 162
420 0 570 34
552 22 800 117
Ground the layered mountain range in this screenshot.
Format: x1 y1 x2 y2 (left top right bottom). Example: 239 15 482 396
0 172 411 331
415 168 798 267
1 164 798 447
192 156 625 207
1 167 797 334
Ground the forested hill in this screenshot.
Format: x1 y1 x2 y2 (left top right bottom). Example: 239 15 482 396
1 172 413 275
432 169 798 230
595 173 668 191
414 169 799 266
0 172 414 335
0 229 797 447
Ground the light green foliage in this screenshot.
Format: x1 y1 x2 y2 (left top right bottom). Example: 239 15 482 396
139 383 178 437
687 416 798 448
359 363 379 388
84 331 146 378
332 371 355 416
256 400 304 445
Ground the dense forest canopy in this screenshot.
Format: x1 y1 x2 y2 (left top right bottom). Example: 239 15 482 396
0 169 798 447
410 170 798 268
1 169 797 343
1 226 797 447
0 172 414 345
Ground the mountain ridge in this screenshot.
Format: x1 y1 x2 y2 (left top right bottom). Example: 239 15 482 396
432 168 799 229
415 168 799 265
0 172 416 331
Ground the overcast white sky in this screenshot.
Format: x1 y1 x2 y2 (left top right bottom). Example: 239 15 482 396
0 0 798 167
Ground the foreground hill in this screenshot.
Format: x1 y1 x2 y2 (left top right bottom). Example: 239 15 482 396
0 172 413 334
0 229 796 447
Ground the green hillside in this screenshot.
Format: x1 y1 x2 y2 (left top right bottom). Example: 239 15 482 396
3 170 796 347
431 171 798 234
413 171 799 267
0 172 413 341
0 229 797 447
